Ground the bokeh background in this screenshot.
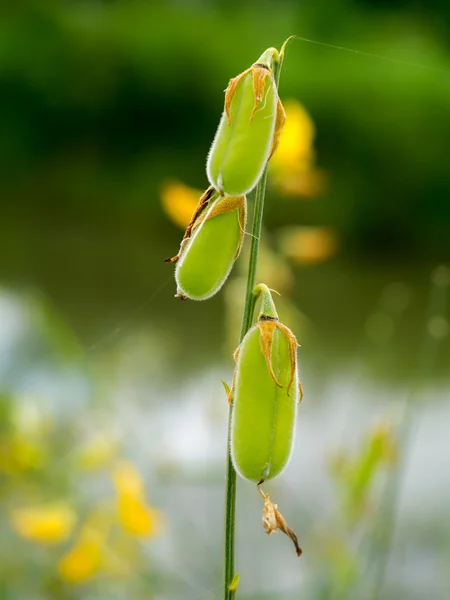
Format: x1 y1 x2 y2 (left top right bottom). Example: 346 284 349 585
1 1 450 599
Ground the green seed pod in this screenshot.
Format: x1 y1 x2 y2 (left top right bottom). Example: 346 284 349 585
207 48 286 196
166 187 247 301
230 284 302 483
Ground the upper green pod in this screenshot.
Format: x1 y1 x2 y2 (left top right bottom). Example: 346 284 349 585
167 189 247 301
207 49 285 196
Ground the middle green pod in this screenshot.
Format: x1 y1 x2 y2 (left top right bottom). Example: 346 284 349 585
175 192 247 301
231 291 300 483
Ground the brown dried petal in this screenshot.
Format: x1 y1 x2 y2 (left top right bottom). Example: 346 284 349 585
257 320 283 388
260 487 302 557
250 67 271 121
204 195 247 259
224 69 251 125
225 66 273 125
164 186 215 263
274 321 299 397
268 97 287 160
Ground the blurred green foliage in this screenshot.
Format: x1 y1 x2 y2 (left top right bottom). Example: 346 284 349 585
1 0 450 260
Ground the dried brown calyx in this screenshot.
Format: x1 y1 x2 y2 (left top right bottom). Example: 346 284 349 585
164 188 246 265
257 318 299 397
164 186 215 264
259 485 302 557
224 63 286 158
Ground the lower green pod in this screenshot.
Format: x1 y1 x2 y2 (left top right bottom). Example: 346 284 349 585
174 192 247 301
231 285 301 483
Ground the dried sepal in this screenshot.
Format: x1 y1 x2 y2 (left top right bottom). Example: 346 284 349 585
202 195 247 259
224 63 273 126
164 186 215 264
226 345 241 404
298 381 304 403
256 319 299 395
174 292 188 301
259 486 302 557
250 66 272 121
257 319 283 388
225 68 252 125
254 283 303 399
268 97 287 160
230 283 301 482
274 321 299 396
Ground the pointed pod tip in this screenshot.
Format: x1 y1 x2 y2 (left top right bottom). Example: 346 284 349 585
254 47 279 71
254 284 279 321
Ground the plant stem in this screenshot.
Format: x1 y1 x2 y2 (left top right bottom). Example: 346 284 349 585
223 52 284 600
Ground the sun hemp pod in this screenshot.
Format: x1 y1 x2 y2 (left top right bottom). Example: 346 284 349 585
230 284 302 483
207 48 286 196
165 186 247 301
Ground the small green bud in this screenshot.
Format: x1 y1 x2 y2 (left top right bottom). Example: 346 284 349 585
207 49 286 196
230 285 302 483
166 187 247 301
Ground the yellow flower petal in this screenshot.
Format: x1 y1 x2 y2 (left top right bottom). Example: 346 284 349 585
161 180 203 230
275 169 327 198
117 494 163 537
270 99 316 176
278 226 339 265
77 435 117 471
11 505 76 544
112 460 145 497
59 530 103 583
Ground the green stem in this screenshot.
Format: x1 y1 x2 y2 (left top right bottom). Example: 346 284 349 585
223 51 284 600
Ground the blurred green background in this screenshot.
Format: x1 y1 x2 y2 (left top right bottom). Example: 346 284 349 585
1 1 450 599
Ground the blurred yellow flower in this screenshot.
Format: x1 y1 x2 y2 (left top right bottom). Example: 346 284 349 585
11 505 76 544
276 169 327 198
277 226 339 265
59 506 111 584
77 435 117 471
271 99 316 175
270 99 326 198
112 460 145 497
112 460 164 537
161 179 202 230
59 529 103 583
117 494 163 537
